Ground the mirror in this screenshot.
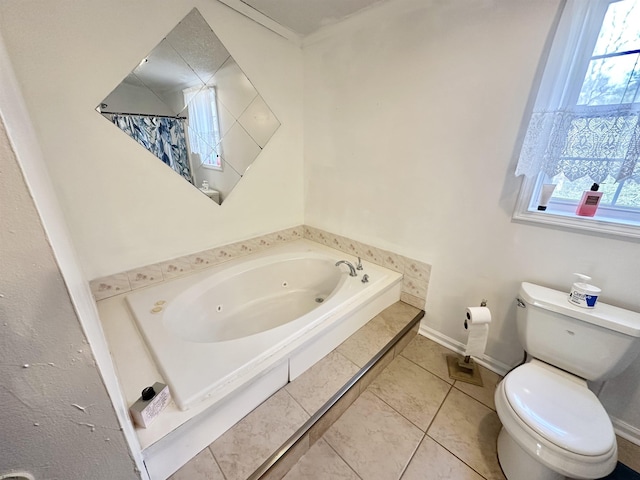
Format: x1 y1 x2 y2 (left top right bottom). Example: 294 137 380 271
97 8 280 204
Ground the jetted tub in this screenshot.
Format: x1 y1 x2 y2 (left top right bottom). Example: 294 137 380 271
126 240 403 411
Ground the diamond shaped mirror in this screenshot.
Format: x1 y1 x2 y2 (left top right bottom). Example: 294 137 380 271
97 8 280 204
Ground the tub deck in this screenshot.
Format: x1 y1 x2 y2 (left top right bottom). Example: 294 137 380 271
171 300 424 480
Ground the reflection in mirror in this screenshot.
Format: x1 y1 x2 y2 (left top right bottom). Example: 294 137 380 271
97 8 280 204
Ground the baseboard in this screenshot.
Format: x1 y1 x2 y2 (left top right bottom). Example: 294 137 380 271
418 325 511 376
417 325 640 447
611 417 640 446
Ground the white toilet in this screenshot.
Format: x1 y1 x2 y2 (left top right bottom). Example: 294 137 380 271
495 282 640 480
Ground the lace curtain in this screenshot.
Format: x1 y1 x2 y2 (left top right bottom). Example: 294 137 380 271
183 86 222 168
515 105 640 183
514 0 640 184
112 114 193 183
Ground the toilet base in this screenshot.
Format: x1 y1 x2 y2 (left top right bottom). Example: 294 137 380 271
498 428 565 480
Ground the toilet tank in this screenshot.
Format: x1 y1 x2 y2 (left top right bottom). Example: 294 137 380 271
517 282 640 382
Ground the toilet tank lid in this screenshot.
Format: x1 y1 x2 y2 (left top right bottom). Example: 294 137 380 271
520 282 640 337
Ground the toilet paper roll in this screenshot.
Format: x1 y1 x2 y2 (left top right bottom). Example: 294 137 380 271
464 306 491 358
465 306 492 325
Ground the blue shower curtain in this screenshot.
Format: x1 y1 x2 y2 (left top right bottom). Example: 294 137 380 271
112 114 193 184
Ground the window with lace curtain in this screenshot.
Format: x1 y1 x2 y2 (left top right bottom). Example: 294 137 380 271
513 0 640 238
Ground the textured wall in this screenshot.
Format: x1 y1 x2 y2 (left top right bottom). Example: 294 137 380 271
0 118 138 478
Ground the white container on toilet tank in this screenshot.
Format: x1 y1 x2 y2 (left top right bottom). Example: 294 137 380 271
568 273 601 308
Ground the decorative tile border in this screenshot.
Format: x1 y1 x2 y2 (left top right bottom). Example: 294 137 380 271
90 226 304 301
90 225 431 310
302 226 430 310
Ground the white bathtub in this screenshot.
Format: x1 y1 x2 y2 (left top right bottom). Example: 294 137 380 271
126 240 403 412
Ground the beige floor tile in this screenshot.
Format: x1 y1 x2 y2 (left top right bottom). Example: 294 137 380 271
428 389 505 480
337 314 403 368
210 389 310 480
286 350 360 415
368 356 451 431
283 439 360 480
453 364 502 411
378 302 421 329
617 435 640 472
324 390 423 480
401 436 484 480
169 448 225 480
400 335 455 384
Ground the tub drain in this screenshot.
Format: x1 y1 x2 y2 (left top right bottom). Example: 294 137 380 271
315 297 325 303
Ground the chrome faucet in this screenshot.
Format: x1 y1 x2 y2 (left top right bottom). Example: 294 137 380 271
335 260 358 277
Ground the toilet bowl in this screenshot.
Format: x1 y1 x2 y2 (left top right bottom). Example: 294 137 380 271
495 360 616 480
494 282 640 480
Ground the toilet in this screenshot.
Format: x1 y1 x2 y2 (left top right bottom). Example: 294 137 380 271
495 282 640 480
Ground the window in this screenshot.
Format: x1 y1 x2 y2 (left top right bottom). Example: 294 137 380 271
514 0 640 238
183 86 223 170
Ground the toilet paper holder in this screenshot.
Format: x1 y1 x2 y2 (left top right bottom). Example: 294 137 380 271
446 299 488 386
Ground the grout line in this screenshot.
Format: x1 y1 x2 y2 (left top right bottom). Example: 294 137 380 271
397 430 427 480
425 386 497 479
424 383 454 435
425 433 490 480
322 437 365 480
365 387 428 434
452 386 497 413
281 387 313 420
207 445 230 480
397 351 455 386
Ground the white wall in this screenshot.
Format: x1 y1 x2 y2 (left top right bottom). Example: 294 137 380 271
0 0 304 280
303 0 640 433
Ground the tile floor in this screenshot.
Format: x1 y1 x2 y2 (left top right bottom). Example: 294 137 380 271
170 320 640 480
284 334 504 480
285 335 640 480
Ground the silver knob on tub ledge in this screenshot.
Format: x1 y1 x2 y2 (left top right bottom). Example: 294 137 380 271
335 260 358 277
361 274 369 283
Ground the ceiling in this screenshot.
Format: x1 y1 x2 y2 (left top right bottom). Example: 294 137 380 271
239 0 387 36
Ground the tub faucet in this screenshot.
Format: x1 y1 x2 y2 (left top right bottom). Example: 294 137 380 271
335 260 357 277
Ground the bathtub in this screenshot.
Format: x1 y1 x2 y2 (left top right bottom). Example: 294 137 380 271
126 240 403 412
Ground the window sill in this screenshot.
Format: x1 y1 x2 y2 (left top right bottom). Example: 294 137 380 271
202 164 223 172
513 177 640 241
513 208 640 240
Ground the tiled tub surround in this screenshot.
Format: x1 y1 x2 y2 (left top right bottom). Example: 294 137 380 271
168 301 424 480
90 225 431 310
97 242 405 479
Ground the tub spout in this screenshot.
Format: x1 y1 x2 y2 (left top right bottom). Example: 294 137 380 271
335 260 358 277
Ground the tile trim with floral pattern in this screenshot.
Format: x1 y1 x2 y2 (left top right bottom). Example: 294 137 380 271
90 226 304 301
302 226 429 309
90 225 430 310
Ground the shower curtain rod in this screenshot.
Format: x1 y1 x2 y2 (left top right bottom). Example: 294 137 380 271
100 111 186 120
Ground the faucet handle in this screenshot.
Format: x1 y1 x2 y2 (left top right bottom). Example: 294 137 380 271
356 257 363 270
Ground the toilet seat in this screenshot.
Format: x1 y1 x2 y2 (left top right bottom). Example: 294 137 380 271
495 361 617 479
504 362 614 456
